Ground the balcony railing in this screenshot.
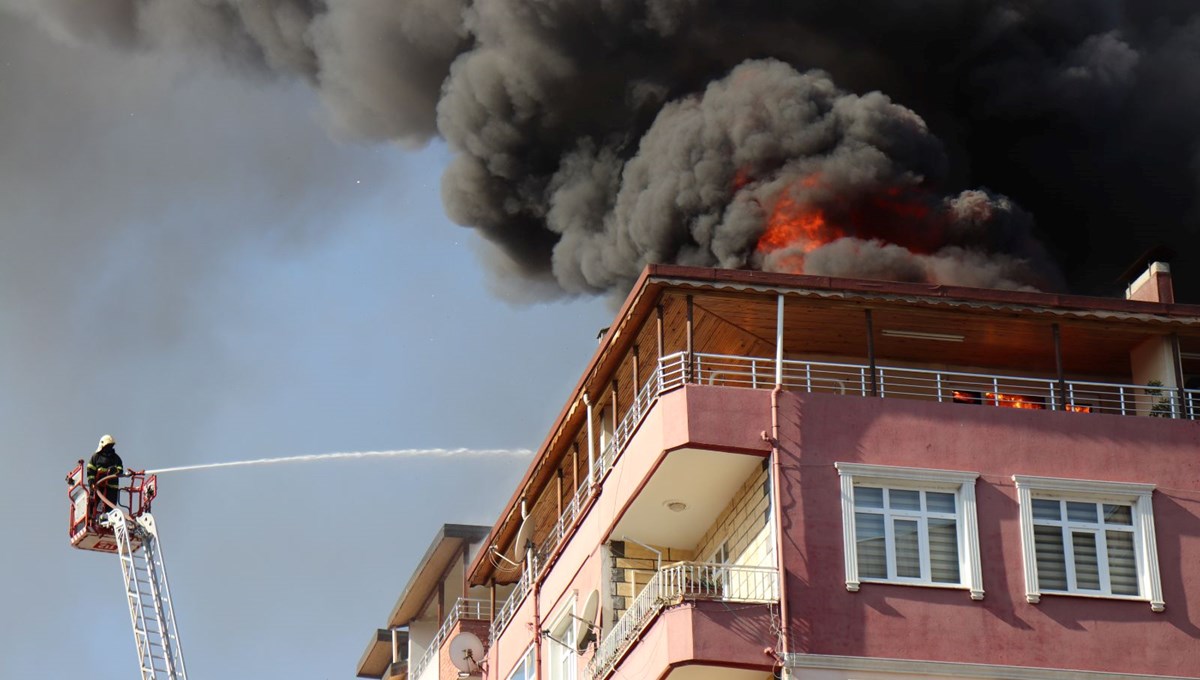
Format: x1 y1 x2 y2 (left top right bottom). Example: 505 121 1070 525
410 598 491 680
586 562 779 679
490 564 533 641
492 365 667 640
491 349 1196 650
666 352 1200 419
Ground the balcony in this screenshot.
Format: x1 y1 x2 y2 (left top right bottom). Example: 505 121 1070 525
491 344 1200 645
670 351 1200 419
586 562 779 679
409 598 490 680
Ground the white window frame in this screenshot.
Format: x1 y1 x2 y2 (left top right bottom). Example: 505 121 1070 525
836 462 983 600
1012 475 1164 612
506 645 535 680
545 599 577 680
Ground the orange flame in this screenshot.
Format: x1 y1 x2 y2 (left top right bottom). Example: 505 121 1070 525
986 392 1045 410
753 172 947 271
756 174 844 257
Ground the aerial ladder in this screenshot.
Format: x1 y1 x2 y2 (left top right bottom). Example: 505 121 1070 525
67 461 188 680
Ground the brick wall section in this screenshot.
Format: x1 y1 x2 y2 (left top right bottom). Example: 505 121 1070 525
608 541 695 621
693 458 772 566
606 459 773 621
438 618 490 680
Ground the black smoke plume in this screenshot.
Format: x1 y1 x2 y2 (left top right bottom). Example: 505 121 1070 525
13 1 1200 298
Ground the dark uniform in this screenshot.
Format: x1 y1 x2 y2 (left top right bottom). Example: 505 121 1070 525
87 435 124 518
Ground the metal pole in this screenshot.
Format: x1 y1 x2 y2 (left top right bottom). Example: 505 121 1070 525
555 469 563 520
572 443 579 493
686 295 694 383
865 309 878 397
1171 333 1186 418
584 394 595 484
611 382 619 432
1053 323 1066 410
776 294 785 387
656 304 664 360
632 344 640 391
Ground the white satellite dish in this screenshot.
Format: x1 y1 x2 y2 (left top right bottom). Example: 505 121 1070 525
512 515 534 563
448 631 485 674
575 589 600 653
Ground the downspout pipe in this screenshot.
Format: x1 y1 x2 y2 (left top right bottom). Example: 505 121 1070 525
533 571 542 680
769 386 791 674
770 292 792 673
584 393 595 486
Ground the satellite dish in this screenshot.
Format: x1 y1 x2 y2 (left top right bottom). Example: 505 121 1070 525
448 631 485 673
575 589 600 653
512 515 534 563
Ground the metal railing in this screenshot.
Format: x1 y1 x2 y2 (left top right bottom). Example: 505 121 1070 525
410 598 491 680
490 565 533 641
496 365 668 640
592 365 666 484
684 352 1197 419
586 562 779 679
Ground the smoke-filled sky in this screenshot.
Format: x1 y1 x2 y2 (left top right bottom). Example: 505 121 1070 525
6 2 1200 678
0 9 610 680
7 0 1200 298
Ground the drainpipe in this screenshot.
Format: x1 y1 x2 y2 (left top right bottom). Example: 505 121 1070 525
769 295 791 673
533 569 542 680
768 386 792 674
584 393 595 486
686 295 695 382
864 309 877 397
775 294 784 386
1052 323 1066 410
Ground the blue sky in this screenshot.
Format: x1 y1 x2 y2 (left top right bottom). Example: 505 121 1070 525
0 13 611 679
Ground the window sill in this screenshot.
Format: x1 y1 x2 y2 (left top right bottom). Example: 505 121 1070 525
851 578 984 600
1027 589 1164 612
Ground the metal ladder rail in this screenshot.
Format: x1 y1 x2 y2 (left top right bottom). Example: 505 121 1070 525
137 514 187 680
108 508 188 680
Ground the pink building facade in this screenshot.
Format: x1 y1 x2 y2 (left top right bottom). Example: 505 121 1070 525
363 263 1200 680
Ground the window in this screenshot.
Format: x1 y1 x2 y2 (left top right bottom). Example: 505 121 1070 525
546 603 577 680
836 463 983 599
1013 475 1164 611
506 646 535 680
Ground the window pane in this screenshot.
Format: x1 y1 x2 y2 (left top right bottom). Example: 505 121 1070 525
928 518 960 583
1104 504 1133 526
890 489 921 511
1067 502 1098 523
855 487 884 509
893 519 921 578
926 492 956 513
1034 525 1068 590
1032 498 1061 521
855 512 887 578
1072 531 1101 590
1106 530 1140 595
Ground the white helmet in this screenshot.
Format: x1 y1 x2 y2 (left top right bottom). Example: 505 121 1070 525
97 434 115 451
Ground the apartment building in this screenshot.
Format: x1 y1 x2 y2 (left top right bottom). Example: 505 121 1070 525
363 262 1200 680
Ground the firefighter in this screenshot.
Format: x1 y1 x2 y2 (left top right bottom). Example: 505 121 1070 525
87 434 124 518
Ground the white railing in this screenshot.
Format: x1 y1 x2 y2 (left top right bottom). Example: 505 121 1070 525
686 352 1196 419
411 598 491 680
592 365 666 483
586 562 779 679
490 565 533 641
493 365 668 641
